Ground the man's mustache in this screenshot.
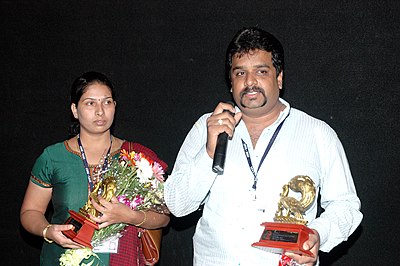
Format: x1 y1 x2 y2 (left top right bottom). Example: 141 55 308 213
240 86 264 97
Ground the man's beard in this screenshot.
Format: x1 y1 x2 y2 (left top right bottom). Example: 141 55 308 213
239 86 267 108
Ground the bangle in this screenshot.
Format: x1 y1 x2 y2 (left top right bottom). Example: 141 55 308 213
134 210 147 227
42 224 53 243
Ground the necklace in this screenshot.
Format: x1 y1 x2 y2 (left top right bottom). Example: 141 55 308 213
76 134 112 192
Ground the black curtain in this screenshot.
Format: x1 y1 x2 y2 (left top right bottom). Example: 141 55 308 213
1 1 399 265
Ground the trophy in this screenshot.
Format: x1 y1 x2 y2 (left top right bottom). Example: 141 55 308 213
252 175 316 257
63 176 116 248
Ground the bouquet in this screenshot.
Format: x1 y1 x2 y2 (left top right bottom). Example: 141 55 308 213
60 144 168 266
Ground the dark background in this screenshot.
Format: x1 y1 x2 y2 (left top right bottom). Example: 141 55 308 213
1 0 399 265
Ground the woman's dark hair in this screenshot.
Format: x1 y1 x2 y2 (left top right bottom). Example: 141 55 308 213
69 71 116 136
225 27 284 85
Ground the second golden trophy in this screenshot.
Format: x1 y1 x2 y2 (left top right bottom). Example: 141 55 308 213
252 175 316 257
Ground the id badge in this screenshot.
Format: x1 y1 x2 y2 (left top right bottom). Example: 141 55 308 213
249 188 257 201
92 238 119 253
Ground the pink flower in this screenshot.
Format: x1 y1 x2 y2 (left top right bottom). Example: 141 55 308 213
117 195 131 207
152 162 165 182
130 195 144 209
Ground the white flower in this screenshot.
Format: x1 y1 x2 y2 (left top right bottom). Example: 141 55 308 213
136 157 153 182
59 248 100 266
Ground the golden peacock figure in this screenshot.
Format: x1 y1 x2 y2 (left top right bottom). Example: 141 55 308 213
80 175 116 218
274 175 316 225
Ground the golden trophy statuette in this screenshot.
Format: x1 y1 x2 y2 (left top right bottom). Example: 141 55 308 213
63 176 116 248
252 175 316 257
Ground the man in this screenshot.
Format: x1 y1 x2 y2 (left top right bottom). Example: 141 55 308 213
165 27 362 266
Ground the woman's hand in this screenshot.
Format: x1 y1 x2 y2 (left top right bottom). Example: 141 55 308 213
89 195 170 229
20 181 85 249
44 224 85 249
89 195 132 228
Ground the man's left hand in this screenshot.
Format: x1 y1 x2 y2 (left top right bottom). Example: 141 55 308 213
285 229 320 265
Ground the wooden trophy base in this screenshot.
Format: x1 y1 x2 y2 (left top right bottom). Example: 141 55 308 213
62 210 99 248
252 222 314 257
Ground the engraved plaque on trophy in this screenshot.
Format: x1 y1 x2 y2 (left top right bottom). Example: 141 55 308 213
63 176 116 248
252 175 316 257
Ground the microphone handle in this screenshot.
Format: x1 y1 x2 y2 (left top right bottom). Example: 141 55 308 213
212 132 229 174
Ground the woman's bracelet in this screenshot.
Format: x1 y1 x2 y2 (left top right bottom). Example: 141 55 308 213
42 224 53 243
134 210 147 227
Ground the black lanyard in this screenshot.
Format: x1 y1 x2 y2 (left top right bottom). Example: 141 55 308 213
241 113 289 191
77 134 112 192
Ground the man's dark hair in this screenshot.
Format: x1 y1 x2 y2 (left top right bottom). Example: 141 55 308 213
225 27 284 84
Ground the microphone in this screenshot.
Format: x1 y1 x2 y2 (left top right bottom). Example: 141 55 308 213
212 102 234 175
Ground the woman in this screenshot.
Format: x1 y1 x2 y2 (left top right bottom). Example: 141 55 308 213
20 71 169 265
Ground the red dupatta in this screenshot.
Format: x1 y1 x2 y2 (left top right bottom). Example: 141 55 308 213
110 141 167 266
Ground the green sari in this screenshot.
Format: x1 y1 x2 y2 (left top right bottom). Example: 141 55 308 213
31 141 121 266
